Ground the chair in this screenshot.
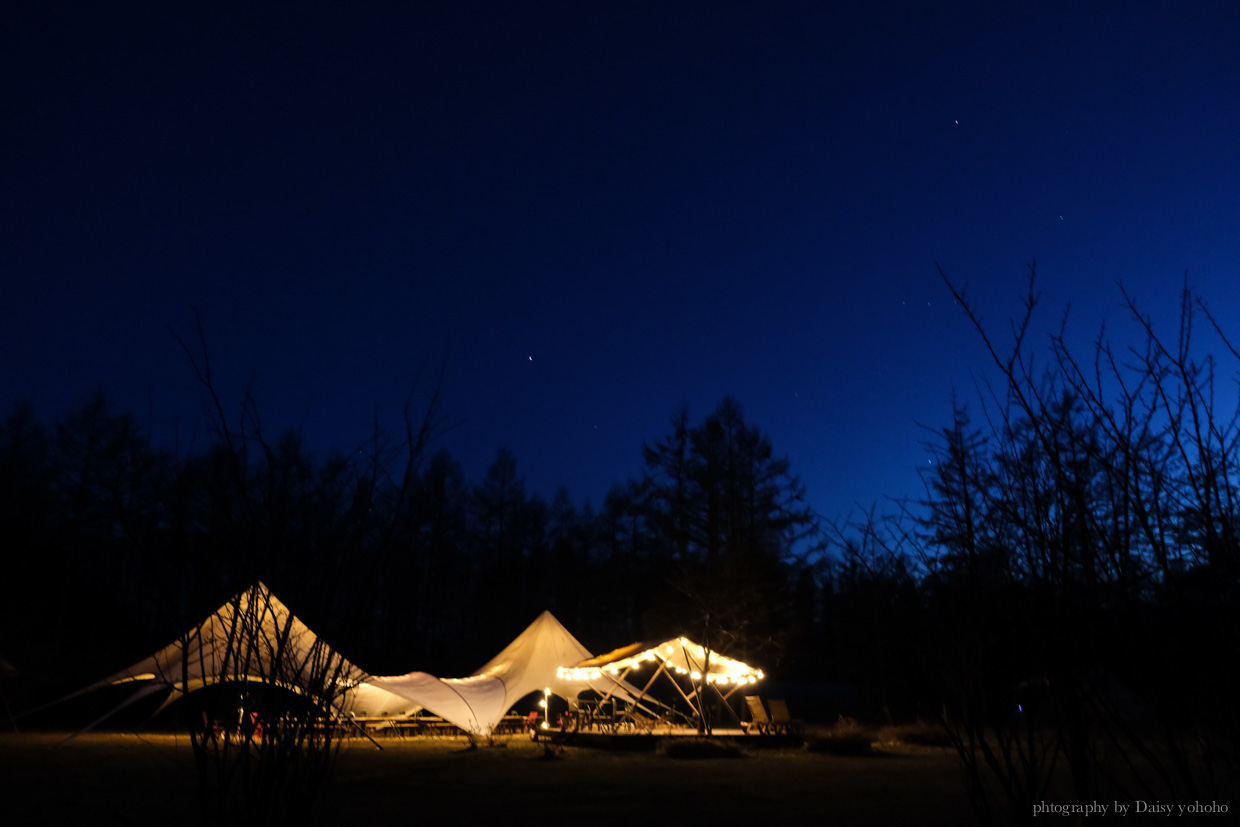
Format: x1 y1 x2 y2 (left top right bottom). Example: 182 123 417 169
767 699 804 736
628 709 668 734
592 699 619 733
577 698 599 731
743 696 772 735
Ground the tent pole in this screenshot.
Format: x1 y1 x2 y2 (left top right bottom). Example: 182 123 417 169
713 684 743 726
680 642 707 731
343 715 384 750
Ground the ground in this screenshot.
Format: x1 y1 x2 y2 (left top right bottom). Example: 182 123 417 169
0 731 975 825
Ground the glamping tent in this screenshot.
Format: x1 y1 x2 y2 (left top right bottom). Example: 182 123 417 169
559 637 764 729
563 637 764 687
101 582 361 696
65 582 417 732
370 610 630 737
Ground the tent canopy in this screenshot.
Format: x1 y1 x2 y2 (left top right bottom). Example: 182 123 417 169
52 582 423 738
101 582 363 700
559 636 764 689
342 680 423 719
370 610 628 736
557 637 765 730
89 583 413 719
365 671 506 735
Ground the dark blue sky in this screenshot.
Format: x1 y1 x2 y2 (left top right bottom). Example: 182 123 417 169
3 1 1239 523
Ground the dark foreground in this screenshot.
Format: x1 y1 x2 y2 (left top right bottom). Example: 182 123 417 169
0 732 974 825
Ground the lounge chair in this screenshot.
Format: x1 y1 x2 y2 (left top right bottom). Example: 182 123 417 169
628 708 668 734
743 696 772 735
767 699 804 736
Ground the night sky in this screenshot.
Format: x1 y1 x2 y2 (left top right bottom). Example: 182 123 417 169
4 2 1239 524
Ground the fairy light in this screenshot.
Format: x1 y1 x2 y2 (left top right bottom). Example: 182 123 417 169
557 641 765 685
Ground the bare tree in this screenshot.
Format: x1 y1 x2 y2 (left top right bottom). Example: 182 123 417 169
921 264 1240 824
168 311 450 824
181 585 363 825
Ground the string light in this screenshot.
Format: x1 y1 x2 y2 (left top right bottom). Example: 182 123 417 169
556 641 764 684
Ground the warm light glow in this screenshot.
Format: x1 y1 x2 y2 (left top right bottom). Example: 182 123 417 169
557 666 604 681
559 638 765 686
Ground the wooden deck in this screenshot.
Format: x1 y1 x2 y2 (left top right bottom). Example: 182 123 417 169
531 726 804 750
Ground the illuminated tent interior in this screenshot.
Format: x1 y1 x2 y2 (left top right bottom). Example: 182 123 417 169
559 637 765 730
368 610 638 737
64 583 418 735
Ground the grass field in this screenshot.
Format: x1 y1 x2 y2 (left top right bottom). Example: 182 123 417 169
0 731 976 825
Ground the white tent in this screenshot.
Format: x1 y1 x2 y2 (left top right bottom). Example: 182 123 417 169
363 672 507 735
561 636 765 689
93 582 366 703
370 610 628 737
342 680 423 719
65 582 417 731
558 636 765 728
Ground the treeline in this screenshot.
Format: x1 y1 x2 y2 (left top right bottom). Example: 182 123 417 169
0 392 830 692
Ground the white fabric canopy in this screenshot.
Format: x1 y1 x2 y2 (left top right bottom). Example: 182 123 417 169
342 680 423 719
371 610 628 736
560 636 764 689
365 672 507 734
54 582 422 738
69 583 412 722
102 582 363 697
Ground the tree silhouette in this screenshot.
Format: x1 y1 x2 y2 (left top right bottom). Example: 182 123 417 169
642 397 819 731
917 265 1240 824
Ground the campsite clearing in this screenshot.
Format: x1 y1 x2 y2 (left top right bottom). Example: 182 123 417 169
0 731 973 824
